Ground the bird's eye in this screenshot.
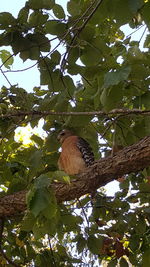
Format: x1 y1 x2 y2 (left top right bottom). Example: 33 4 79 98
60 132 65 136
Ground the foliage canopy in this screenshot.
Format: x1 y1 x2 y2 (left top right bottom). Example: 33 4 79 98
0 0 150 266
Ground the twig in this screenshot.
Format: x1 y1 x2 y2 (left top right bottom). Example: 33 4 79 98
0 68 12 87
77 199 90 230
125 24 144 40
48 236 57 267
139 25 147 43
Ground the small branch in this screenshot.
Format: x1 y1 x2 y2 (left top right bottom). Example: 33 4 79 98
0 68 12 87
1 108 150 119
125 24 145 39
139 25 147 43
77 199 90 230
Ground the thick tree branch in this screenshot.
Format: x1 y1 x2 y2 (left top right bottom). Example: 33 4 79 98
1 108 150 119
0 136 150 217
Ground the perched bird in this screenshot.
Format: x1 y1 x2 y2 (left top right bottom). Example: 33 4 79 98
57 129 94 175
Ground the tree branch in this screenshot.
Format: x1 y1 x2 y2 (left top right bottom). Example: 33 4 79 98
0 136 150 217
1 108 150 119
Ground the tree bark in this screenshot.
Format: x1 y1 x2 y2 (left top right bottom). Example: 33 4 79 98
0 136 150 217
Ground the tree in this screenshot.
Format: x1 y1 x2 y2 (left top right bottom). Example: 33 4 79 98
0 0 150 266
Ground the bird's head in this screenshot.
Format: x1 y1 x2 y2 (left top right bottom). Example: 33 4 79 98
57 129 73 144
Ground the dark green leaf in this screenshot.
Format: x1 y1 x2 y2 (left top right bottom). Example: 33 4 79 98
28 11 48 26
87 235 104 254
53 4 65 19
119 257 129 267
77 235 87 254
45 20 66 35
18 7 29 23
100 84 123 111
0 12 15 28
67 1 81 16
142 248 150 267
29 188 52 217
28 0 55 10
21 212 36 232
30 134 43 147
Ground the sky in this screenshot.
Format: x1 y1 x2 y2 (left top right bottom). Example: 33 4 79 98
0 1 147 196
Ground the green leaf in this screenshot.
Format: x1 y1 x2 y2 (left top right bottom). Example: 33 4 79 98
21 212 36 232
79 26 95 42
129 235 140 251
30 134 43 147
80 43 102 66
135 217 146 235
51 170 71 182
142 248 150 267
100 84 123 111
29 11 48 26
34 175 51 189
113 0 133 25
119 257 129 267
51 50 61 64
103 66 131 89
42 202 57 219
77 235 87 254
128 0 143 13
62 214 83 232
107 260 118 267
142 2 150 29
67 0 81 16
87 235 104 254
17 7 29 23
28 0 55 10
144 34 150 48
0 50 13 69
139 183 150 193
27 33 50 52
45 20 66 35
65 113 92 127
29 150 43 170
119 179 129 190
140 92 150 109
33 86 48 96
29 188 50 217
0 12 15 28
53 4 65 19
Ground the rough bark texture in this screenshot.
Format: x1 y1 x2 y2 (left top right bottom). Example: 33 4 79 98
0 136 150 217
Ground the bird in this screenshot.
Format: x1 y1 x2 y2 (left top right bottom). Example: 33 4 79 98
57 129 94 175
